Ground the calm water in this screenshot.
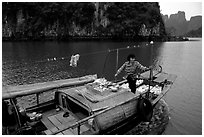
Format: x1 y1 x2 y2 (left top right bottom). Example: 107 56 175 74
2 38 202 135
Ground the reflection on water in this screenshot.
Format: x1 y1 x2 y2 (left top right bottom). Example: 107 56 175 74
2 38 202 135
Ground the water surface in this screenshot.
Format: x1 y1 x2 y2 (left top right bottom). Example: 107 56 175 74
2 38 202 135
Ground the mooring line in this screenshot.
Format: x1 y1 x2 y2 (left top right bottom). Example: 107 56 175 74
35 44 150 64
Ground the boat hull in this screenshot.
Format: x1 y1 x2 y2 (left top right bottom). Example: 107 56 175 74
2 70 176 135
95 97 138 131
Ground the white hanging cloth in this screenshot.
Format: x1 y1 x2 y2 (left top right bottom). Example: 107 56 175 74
70 54 80 67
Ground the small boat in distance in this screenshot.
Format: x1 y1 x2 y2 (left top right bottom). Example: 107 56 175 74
2 68 176 135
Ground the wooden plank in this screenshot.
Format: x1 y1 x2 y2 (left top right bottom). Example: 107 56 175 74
54 112 66 123
70 127 78 135
154 72 169 83
50 127 58 133
59 125 89 135
48 112 80 135
55 112 76 124
152 84 171 105
75 112 87 120
40 109 61 130
62 129 74 135
41 116 56 129
43 112 88 135
58 125 66 130
44 130 52 135
56 132 63 135
48 115 63 129
81 129 94 135
59 122 79 135
80 124 90 133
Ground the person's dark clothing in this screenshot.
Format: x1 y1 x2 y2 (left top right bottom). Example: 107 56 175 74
127 74 137 93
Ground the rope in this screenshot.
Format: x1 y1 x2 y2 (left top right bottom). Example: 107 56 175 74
101 50 110 77
7 43 155 73
34 44 150 64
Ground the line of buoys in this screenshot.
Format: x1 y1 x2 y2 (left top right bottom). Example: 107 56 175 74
36 41 154 64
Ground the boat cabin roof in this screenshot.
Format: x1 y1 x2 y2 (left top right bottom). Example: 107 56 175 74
57 85 137 112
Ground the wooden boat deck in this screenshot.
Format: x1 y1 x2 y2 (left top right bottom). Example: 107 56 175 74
41 109 91 135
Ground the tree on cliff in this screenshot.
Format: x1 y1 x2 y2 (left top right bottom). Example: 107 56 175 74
105 2 166 37
2 2 166 40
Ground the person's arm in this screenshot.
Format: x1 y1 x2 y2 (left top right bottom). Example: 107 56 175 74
136 61 150 72
115 62 126 77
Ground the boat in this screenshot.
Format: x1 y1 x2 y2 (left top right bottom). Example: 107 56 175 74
2 68 176 135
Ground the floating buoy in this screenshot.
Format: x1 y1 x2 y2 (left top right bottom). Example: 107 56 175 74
150 41 154 44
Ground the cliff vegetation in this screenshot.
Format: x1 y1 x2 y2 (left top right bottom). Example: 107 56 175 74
2 2 166 41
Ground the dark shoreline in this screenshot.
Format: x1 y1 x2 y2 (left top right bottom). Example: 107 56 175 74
2 35 189 42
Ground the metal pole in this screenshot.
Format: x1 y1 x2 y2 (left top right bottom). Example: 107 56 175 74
10 98 22 128
147 40 153 99
101 50 110 77
36 93 39 105
115 49 119 81
77 125 80 135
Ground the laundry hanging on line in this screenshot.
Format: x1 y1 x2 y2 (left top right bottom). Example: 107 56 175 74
70 54 80 67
